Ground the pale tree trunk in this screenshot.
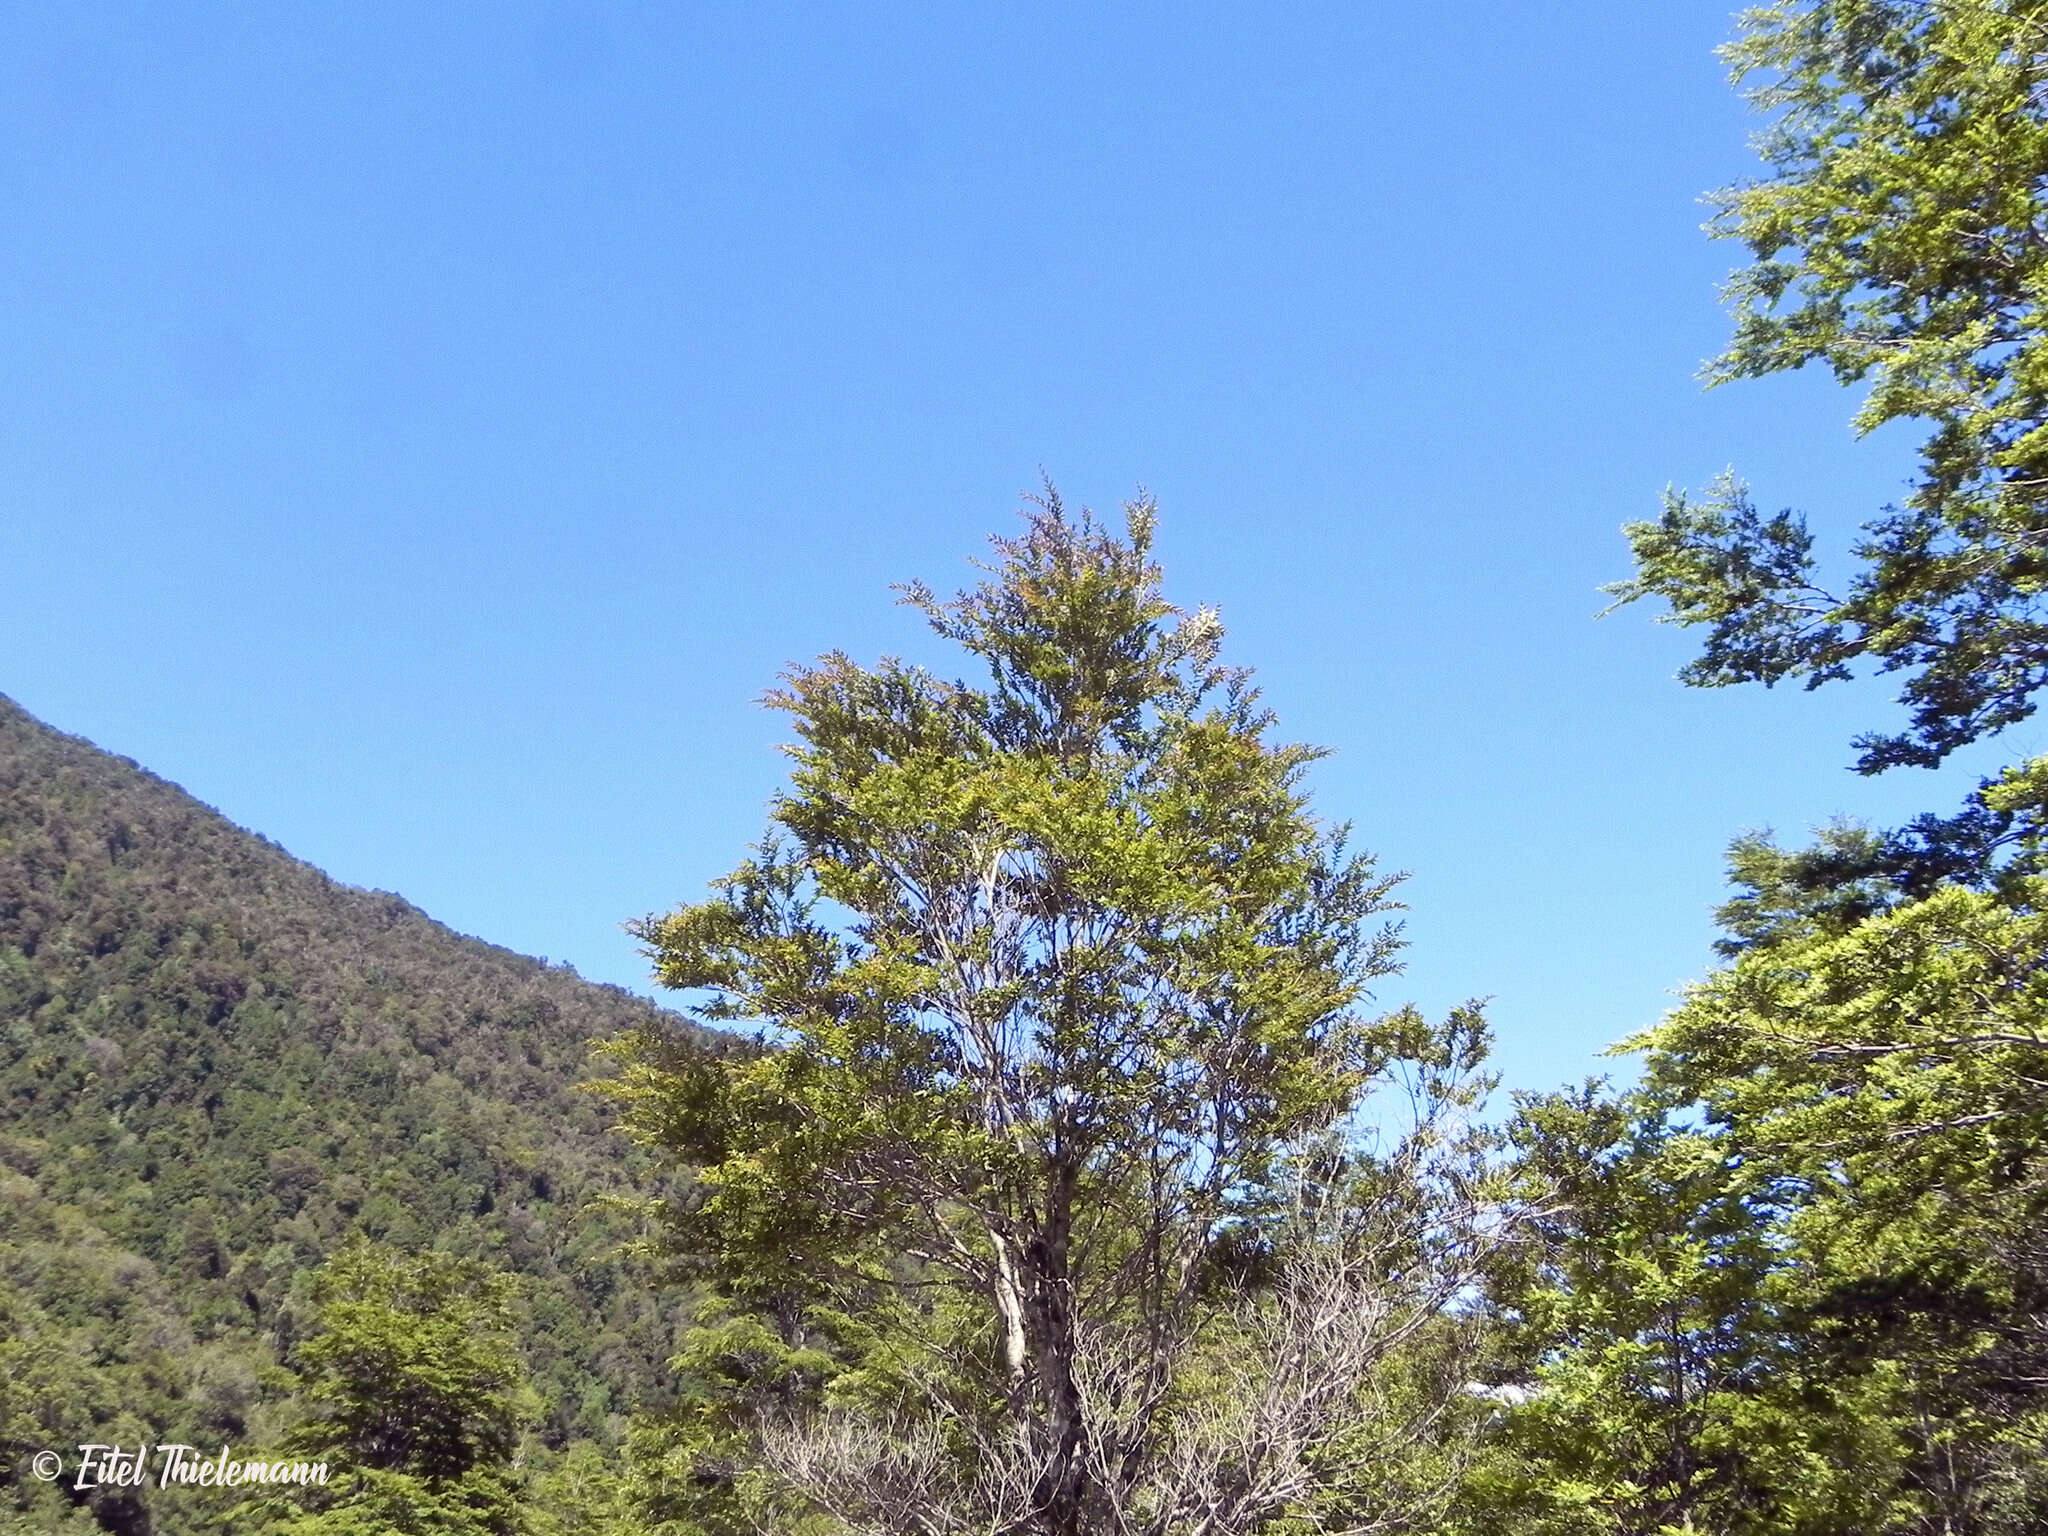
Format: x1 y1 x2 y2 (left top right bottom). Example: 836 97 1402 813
754 1167 1529 1536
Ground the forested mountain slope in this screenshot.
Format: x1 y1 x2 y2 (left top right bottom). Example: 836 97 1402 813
0 692 712 1529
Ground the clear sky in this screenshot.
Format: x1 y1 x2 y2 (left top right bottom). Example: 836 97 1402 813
4 3 2025 1094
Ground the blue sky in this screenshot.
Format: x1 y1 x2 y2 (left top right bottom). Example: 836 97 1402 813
5 3 2023 1093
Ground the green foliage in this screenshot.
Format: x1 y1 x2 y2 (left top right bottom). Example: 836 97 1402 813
285 1238 534 1480
1472 817 2048 1532
1708 754 2048 959
1641 878 2048 1515
601 495 1495 1535
250 1466 527 1536
0 1162 215 1534
0 693 713 1532
1486 879 2048 1533
1607 1 2048 774
525 1438 650 1536
1647 881 2048 1157
1535 8 2048 1529
1469 1087 1933 1535
238 1239 535 1536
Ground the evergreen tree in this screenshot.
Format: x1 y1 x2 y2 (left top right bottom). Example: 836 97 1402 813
1543 5 2048 1529
602 495 1509 1536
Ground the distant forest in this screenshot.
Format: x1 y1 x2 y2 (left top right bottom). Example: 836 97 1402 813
0 691 726 1533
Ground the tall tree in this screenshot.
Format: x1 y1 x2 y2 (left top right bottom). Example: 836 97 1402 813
1641 880 2048 1520
1551 5 2048 1530
602 495 1508 1536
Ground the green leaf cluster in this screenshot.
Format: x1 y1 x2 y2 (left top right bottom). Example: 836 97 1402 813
238 1239 536 1536
1608 1 2048 774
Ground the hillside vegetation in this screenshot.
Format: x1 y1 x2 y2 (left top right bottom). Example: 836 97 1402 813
0 692 718 1534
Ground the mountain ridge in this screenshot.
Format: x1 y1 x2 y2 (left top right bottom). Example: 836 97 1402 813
0 691 711 1534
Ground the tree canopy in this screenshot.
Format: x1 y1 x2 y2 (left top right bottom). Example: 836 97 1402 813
245 1239 537 1536
1607 0 2048 775
601 495 1508 1536
1529 5 2048 1531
